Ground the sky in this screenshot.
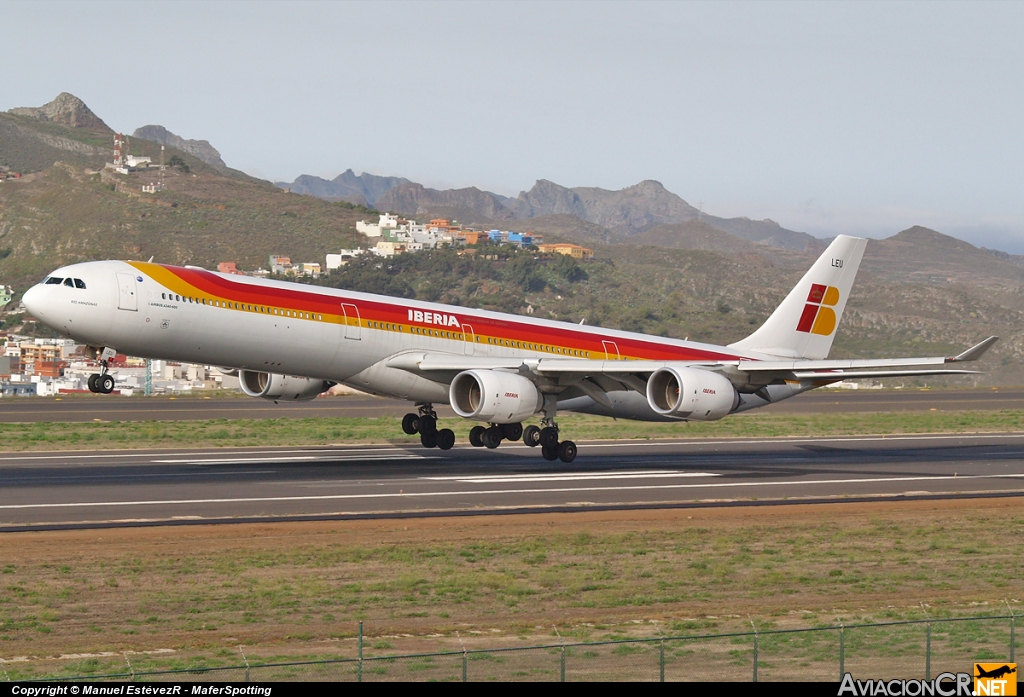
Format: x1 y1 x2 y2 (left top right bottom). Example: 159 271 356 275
3 1 1024 251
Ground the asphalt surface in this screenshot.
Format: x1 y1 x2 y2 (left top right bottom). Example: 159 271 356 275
2 433 1023 529
0 387 1019 423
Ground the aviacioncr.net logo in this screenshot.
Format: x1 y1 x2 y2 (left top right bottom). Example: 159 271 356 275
838 672 973 696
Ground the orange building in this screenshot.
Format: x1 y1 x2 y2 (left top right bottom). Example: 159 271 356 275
457 231 484 245
218 262 243 275
538 243 594 260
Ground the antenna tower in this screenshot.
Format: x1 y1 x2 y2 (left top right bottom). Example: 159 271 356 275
113 134 124 169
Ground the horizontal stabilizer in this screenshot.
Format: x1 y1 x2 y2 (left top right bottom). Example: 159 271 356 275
952 336 999 362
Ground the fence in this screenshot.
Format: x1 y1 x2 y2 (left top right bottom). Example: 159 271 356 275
20 614 1018 682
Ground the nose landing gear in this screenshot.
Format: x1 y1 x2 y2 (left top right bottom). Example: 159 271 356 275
87 347 118 394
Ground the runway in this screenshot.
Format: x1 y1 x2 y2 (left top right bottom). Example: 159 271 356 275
0 387 1019 423
2 433 1023 530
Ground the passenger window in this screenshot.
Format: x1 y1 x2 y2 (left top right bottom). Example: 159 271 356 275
46 277 63 285
162 293 166 299
74 279 86 289
63 278 74 287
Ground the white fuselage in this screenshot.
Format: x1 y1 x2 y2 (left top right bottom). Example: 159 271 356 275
22 260 790 418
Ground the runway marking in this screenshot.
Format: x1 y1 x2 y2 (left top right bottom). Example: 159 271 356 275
151 454 430 465
0 447 418 462
3 473 1024 510
575 434 1024 448
2 433 1024 462
423 470 720 483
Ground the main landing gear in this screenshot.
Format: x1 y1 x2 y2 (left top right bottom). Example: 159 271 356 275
469 419 577 464
402 404 456 451
86 347 117 394
402 405 578 463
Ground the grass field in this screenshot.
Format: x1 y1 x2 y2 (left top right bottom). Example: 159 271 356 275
0 498 1020 678
1 409 1023 451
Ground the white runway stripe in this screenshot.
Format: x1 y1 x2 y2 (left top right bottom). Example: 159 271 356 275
424 471 720 483
151 454 428 465
0 447 419 462
2 473 1024 510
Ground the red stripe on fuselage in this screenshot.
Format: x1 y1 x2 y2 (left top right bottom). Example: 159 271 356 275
154 264 743 362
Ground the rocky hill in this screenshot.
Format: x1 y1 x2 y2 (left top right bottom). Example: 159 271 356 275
277 170 412 206
132 125 227 171
8 93 111 131
314 175 822 253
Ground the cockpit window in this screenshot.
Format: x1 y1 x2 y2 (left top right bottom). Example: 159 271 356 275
45 277 63 285
63 278 74 287
74 279 86 289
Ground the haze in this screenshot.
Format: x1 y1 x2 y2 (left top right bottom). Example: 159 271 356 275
3 1 1024 252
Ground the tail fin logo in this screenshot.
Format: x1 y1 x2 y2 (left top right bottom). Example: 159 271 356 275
796 283 840 335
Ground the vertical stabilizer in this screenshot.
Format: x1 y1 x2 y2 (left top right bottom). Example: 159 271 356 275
729 235 867 360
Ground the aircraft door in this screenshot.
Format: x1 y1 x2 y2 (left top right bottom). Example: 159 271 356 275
602 340 620 359
116 273 138 311
341 303 361 340
462 324 475 355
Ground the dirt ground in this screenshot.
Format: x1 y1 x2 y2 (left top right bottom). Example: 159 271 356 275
0 497 1022 669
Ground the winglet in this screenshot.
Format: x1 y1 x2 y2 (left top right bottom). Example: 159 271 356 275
950 336 999 362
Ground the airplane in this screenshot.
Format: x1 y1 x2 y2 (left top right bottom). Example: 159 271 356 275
975 665 1016 680
21 235 997 463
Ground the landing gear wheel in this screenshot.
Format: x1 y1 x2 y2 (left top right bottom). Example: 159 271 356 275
436 429 455 450
402 413 420 435
98 374 115 394
541 445 559 461
523 425 541 447
539 427 559 449
418 414 437 435
500 422 523 442
87 374 100 393
469 425 486 448
557 440 578 463
420 430 438 448
483 427 502 449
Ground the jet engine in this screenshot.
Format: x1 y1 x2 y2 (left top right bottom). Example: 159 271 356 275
449 370 543 424
646 367 739 421
239 370 330 402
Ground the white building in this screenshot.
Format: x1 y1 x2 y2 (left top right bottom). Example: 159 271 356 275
356 213 401 238
326 249 366 270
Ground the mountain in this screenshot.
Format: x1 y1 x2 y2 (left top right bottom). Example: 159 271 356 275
326 174 821 253
632 219 762 254
276 170 412 206
132 125 227 171
511 179 701 234
373 183 516 224
8 93 111 132
863 226 1024 286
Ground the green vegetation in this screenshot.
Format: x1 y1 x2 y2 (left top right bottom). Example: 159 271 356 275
166 154 190 173
1 409 1023 451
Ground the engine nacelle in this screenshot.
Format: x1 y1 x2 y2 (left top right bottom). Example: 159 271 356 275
646 367 739 421
449 370 543 424
239 370 329 402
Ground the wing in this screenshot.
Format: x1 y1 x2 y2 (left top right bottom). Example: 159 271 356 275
387 336 998 404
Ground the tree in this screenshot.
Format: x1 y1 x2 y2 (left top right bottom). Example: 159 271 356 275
167 155 190 173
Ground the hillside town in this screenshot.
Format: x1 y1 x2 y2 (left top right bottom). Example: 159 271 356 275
0 336 239 397
249 214 594 278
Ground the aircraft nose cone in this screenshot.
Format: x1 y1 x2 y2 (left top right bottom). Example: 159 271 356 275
22 285 44 319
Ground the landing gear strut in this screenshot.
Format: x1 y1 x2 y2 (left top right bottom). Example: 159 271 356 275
402 404 455 451
87 347 117 394
523 412 577 463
